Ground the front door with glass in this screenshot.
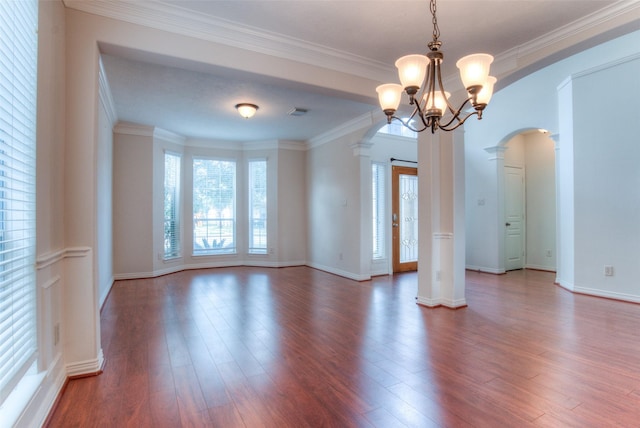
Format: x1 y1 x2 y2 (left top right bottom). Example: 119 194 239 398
392 166 418 272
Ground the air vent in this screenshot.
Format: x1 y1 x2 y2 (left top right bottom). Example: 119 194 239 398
288 107 308 117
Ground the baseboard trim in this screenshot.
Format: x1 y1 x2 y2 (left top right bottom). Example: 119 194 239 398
66 349 105 378
466 265 506 274
114 260 308 280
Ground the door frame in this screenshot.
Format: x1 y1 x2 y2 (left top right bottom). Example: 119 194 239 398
392 165 418 273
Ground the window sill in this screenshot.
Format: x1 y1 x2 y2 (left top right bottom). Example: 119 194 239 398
0 363 44 427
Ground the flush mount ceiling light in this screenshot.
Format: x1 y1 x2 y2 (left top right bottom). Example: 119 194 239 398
235 103 259 119
376 0 496 133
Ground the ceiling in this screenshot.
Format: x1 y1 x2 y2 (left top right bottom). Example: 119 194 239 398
71 0 636 142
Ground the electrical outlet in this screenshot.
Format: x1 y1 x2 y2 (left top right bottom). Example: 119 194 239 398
604 265 614 276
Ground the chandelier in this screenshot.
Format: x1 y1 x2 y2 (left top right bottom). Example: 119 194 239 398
376 0 496 133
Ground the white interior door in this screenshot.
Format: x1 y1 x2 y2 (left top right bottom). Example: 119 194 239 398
505 166 525 271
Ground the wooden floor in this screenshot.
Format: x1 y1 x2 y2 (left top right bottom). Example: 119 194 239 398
46 267 640 427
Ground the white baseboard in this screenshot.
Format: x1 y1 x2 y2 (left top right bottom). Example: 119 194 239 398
306 262 371 281
525 264 556 272
465 265 505 274
573 285 640 304
114 260 308 280
66 348 105 378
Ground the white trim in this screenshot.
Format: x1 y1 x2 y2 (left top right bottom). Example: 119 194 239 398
555 278 574 292
113 122 154 137
40 276 61 290
439 297 467 309
153 127 186 145
12 354 65 428
65 349 105 378
572 286 640 305
416 296 441 307
433 232 454 240
98 58 117 125
114 260 308 280
36 247 91 270
493 0 640 76
278 140 310 151
186 138 241 150
304 262 371 282
62 0 393 82
350 141 373 157
525 264 556 272
466 265 506 275
572 51 640 79
307 112 376 149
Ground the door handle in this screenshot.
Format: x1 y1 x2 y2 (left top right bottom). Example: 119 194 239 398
505 222 511 227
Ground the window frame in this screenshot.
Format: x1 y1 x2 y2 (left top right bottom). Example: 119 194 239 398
372 161 386 260
163 151 181 260
192 157 237 256
247 158 267 254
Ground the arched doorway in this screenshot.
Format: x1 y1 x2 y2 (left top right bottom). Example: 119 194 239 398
501 129 557 272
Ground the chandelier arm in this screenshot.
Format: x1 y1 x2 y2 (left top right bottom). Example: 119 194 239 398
438 110 479 131
388 114 429 133
438 96 473 129
411 94 432 130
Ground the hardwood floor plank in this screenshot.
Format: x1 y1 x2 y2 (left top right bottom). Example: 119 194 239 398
46 267 640 427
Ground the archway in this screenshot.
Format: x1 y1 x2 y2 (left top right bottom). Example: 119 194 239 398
486 127 557 273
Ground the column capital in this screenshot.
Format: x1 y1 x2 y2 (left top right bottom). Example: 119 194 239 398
350 141 374 157
484 145 507 161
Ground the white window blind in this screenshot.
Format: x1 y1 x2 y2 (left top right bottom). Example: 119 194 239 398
248 159 267 254
193 158 236 255
372 162 386 260
164 152 181 259
0 0 38 404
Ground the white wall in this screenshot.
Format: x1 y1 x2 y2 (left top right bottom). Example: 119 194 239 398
113 129 154 275
277 146 308 264
306 135 362 278
465 29 640 302
571 54 640 302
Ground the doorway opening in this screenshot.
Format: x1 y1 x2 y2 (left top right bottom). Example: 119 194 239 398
503 130 556 272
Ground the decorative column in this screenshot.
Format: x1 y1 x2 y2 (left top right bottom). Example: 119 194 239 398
351 141 374 281
417 128 467 308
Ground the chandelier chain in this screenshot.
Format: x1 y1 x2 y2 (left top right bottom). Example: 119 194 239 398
430 0 440 43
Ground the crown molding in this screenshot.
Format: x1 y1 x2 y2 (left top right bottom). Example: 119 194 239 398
153 127 186 145
63 0 393 82
493 0 640 79
277 140 307 151
113 122 154 137
98 57 117 125
307 111 377 149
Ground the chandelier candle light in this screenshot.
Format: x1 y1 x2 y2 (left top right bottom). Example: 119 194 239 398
376 0 496 133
